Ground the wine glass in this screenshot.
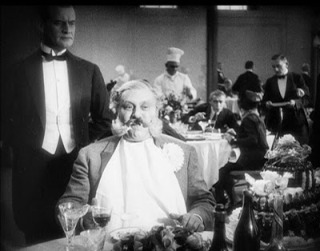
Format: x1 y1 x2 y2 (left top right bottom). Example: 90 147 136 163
58 202 90 251
91 206 112 229
198 120 209 133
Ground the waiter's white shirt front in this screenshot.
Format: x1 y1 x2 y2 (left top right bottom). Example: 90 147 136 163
41 43 75 154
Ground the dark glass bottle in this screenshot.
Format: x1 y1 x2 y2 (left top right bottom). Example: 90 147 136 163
264 193 288 251
233 189 260 251
209 204 228 251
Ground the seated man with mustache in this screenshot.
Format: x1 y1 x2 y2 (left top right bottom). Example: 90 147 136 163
57 80 215 233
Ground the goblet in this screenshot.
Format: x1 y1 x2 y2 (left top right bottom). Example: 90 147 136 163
58 202 90 250
198 120 209 133
92 206 112 229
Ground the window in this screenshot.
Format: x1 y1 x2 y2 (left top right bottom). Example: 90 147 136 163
140 5 177 9
217 6 248 11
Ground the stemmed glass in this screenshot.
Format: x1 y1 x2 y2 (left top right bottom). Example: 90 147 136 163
91 206 112 229
198 120 209 133
58 202 90 251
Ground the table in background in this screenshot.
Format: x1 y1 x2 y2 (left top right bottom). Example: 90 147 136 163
186 137 232 189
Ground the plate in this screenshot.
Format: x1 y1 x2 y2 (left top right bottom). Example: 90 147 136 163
109 227 144 241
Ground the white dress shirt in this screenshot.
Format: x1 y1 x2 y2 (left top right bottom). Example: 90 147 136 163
41 44 75 154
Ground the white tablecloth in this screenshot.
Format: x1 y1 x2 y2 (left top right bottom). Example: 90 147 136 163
187 138 232 189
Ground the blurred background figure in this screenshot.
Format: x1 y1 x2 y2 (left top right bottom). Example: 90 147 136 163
217 61 226 85
262 54 310 145
213 90 268 211
232 60 263 101
301 63 313 107
182 90 239 133
112 64 130 91
154 47 197 102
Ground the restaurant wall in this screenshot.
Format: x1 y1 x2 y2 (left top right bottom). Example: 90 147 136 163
0 5 316 104
217 6 315 86
72 5 208 100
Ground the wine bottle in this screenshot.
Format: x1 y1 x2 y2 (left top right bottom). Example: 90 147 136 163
264 193 288 251
209 204 228 251
233 189 260 251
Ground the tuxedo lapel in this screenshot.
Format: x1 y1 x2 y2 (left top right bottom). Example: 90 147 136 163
25 50 46 128
284 73 295 99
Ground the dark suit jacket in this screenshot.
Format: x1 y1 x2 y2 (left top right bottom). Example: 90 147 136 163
182 105 239 133
262 72 309 139
58 134 215 230
232 71 262 100
6 49 112 150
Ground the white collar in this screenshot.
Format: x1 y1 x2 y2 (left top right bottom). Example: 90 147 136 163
41 43 67 56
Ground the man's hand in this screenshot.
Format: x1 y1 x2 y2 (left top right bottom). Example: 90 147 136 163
194 112 206 121
181 213 204 232
226 128 236 136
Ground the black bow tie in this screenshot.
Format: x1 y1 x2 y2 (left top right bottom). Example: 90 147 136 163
42 52 67 62
277 75 287 79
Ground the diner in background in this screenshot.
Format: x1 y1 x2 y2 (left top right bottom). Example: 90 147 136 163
262 54 310 145
57 80 215 233
3 5 113 245
182 89 239 133
212 90 269 211
112 64 131 91
153 47 197 102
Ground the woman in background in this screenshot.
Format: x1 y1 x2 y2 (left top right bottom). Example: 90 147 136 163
213 90 269 210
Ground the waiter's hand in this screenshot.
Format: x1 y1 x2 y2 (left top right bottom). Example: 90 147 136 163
296 88 305 97
287 99 295 107
266 101 273 108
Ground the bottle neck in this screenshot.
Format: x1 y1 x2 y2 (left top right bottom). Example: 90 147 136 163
241 191 254 218
271 194 284 241
214 218 226 238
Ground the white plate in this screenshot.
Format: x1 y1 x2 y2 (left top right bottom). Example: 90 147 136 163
109 227 144 241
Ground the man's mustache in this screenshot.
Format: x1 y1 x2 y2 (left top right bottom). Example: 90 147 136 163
126 117 144 127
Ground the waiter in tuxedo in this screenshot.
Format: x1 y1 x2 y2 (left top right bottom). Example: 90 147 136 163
232 60 263 101
262 54 309 144
5 6 112 244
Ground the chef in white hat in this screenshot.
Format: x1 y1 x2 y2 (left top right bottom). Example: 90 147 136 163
154 47 197 102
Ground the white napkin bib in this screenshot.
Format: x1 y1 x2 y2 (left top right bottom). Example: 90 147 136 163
96 137 186 232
